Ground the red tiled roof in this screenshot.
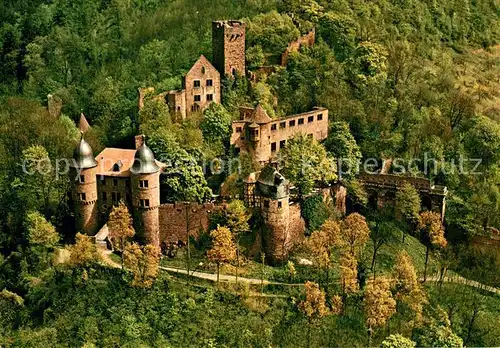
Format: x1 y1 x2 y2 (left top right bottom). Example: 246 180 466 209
95 148 137 177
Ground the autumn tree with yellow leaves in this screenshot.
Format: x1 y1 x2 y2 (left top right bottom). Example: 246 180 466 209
107 201 135 268
340 251 359 296
298 281 331 348
419 211 447 282
364 276 396 344
207 225 237 285
393 251 427 327
340 213 370 256
68 233 101 268
123 242 159 288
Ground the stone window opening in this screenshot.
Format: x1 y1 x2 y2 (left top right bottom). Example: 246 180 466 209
263 199 270 208
206 79 213 86
191 104 200 112
278 201 282 209
280 122 286 129
317 113 323 121
177 106 181 111
271 124 277 131
194 95 201 102
236 127 242 133
232 68 236 76
201 67 206 74
113 178 118 186
78 175 85 183
140 199 150 208
298 118 304 125
78 192 86 201
308 116 314 123
289 120 296 127
280 140 286 149
194 80 201 88
271 142 277 152
207 94 213 101
139 180 149 188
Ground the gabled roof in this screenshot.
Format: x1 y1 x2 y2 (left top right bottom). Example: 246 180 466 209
79 113 90 133
186 55 220 78
243 104 272 124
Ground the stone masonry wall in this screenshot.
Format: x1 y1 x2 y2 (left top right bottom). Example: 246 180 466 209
184 56 221 115
71 166 100 235
212 20 246 76
281 29 315 66
231 108 329 164
158 202 226 246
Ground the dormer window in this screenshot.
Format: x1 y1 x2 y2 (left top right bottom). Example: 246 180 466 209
112 160 122 172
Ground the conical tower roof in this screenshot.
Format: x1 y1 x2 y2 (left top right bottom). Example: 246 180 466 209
78 113 90 133
252 104 272 124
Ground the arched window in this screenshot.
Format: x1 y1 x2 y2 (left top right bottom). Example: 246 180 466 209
201 66 205 74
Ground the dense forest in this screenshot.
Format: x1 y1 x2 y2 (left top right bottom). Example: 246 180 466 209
0 0 499 347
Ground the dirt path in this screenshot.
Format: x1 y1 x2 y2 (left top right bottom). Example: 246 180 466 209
100 250 500 295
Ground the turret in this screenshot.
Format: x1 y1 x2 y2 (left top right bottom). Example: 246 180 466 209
70 134 99 235
130 136 161 249
256 166 291 264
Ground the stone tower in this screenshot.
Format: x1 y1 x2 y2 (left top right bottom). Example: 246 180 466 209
130 138 161 249
212 20 246 77
257 166 291 264
70 135 99 235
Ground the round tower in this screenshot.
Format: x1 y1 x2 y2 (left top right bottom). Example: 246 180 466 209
130 140 161 249
256 166 291 264
70 135 99 235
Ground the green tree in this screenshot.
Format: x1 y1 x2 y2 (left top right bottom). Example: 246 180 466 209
148 132 212 203
464 116 500 169
24 210 59 248
395 183 421 243
301 195 330 231
245 11 300 54
380 334 416 348
318 12 358 61
200 103 232 145
324 122 362 179
280 134 336 197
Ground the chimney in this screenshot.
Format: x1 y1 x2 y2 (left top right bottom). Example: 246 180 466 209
135 134 145 149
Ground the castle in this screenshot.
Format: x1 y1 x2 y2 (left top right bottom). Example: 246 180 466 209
71 18 447 264
70 134 305 263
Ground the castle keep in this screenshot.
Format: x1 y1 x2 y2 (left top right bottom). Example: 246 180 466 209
212 20 246 76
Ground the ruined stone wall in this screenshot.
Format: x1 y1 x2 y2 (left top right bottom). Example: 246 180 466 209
212 20 246 76
158 202 226 246
166 90 186 121
281 29 315 66
184 56 221 116
231 108 329 164
71 166 100 235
